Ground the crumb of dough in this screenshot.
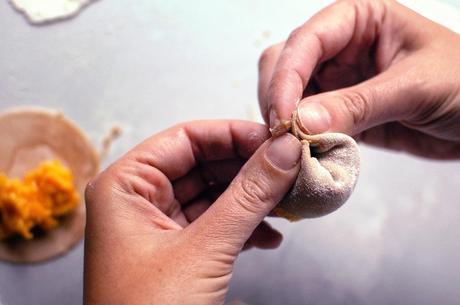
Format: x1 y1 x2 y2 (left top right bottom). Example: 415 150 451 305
0 160 79 240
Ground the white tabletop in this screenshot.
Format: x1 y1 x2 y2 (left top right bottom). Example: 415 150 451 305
1 1 460 304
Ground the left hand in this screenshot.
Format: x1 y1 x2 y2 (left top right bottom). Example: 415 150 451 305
83 120 301 305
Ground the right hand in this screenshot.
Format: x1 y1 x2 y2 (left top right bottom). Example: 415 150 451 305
258 0 460 159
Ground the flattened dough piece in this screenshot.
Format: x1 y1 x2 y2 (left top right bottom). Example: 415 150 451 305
276 110 360 220
8 0 95 24
0 107 99 263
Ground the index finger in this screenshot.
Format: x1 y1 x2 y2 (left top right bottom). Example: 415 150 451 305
86 120 270 231
125 120 270 181
267 0 358 126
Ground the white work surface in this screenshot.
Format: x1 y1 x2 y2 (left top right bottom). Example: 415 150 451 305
1 1 460 304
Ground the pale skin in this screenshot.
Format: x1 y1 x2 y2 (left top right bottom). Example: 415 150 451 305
259 0 460 159
84 121 301 305
84 0 460 304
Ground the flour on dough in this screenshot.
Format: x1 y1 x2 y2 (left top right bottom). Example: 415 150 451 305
9 0 96 24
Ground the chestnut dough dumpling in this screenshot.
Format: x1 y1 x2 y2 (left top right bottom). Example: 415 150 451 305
274 110 360 220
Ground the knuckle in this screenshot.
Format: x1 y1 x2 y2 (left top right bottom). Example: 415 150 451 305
234 176 272 215
258 45 278 71
340 90 372 127
341 0 381 7
84 165 118 203
84 174 103 204
287 26 302 42
341 0 360 5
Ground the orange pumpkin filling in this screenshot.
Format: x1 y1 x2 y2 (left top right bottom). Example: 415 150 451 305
0 160 79 240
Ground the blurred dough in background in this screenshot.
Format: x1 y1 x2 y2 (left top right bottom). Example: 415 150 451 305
8 0 97 24
0 107 99 263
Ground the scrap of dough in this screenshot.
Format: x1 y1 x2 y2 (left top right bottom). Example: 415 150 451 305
275 109 361 220
8 0 95 24
0 107 99 263
99 125 122 161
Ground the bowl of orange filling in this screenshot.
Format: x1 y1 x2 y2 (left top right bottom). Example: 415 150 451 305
0 107 99 263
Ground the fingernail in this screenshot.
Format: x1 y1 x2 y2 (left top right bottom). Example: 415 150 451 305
269 108 279 128
265 134 301 170
298 101 331 134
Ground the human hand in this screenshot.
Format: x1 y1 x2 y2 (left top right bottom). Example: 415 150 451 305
258 0 460 159
83 121 301 305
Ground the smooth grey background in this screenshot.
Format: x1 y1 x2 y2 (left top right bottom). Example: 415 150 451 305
1 0 460 304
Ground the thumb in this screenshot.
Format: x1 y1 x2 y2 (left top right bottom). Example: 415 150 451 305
188 133 301 253
296 68 421 136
